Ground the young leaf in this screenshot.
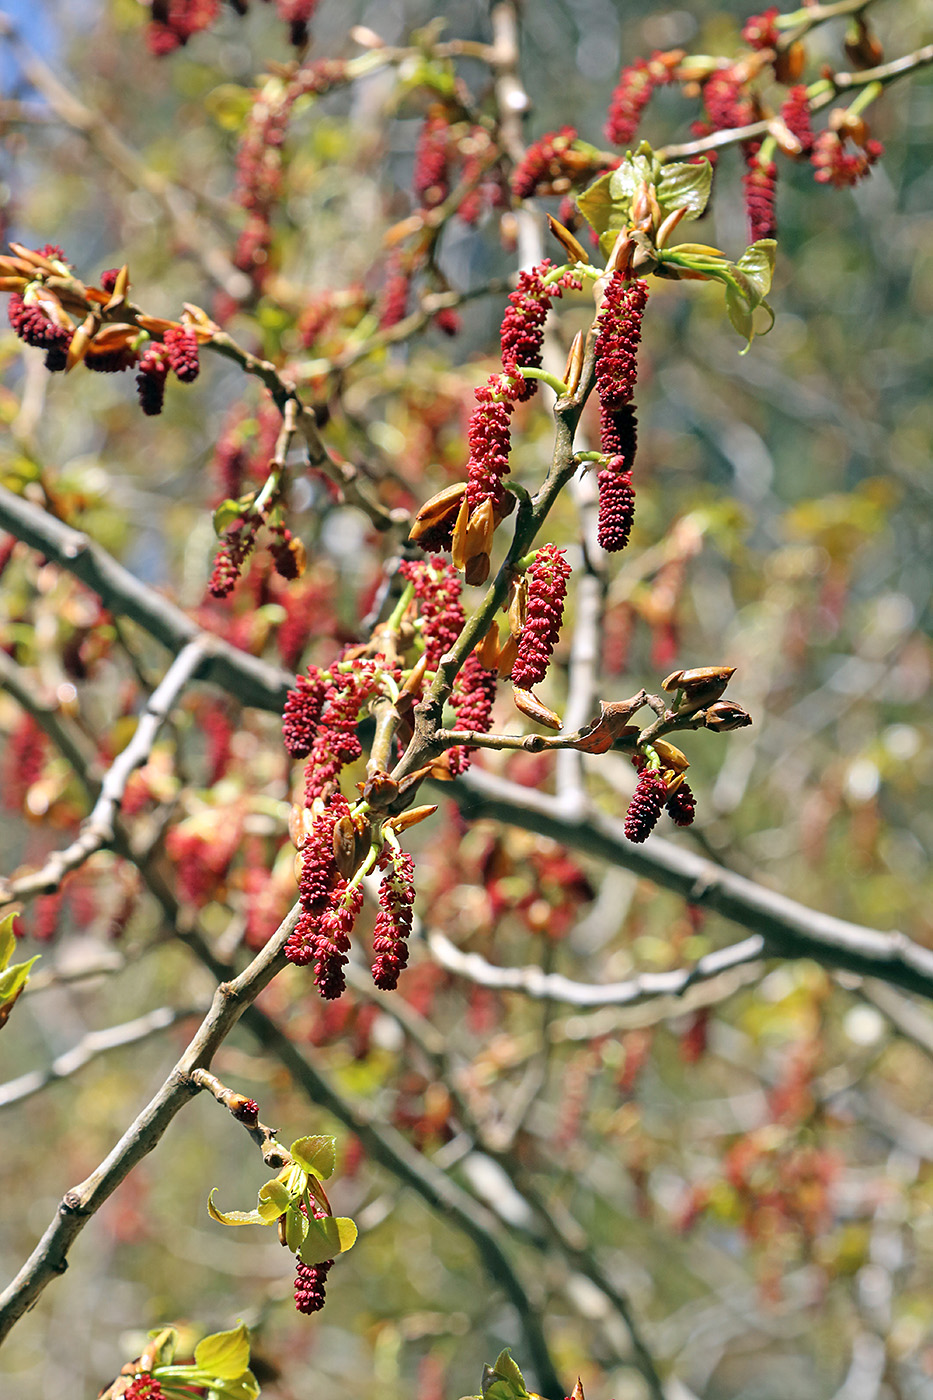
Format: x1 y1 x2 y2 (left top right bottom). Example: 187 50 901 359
574 170 620 245
285 1203 307 1253
656 159 713 221
207 1189 266 1227
193 1321 251 1379
290 1134 336 1180
736 238 777 301
212 499 247 537
481 1349 530 1400
297 1214 358 1266
0 911 17 970
257 1177 291 1223
0 954 40 1028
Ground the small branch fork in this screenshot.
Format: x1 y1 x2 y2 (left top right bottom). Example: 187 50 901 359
0 639 207 908
0 903 300 1344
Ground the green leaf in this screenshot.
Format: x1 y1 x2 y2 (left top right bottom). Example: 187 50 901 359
297 1214 358 1266
736 238 776 300
575 170 620 245
290 1135 336 1180
194 1322 251 1379
0 912 18 970
146 1326 179 1367
212 498 248 537
207 1189 266 1228
481 1350 530 1400
656 159 713 221
0 955 39 1006
257 1178 291 1223
207 1372 261 1400
284 1203 307 1253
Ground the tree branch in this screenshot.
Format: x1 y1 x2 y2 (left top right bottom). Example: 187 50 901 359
443 767 933 1001
425 927 765 1008
0 483 292 712
0 904 299 1343
0 640 207 907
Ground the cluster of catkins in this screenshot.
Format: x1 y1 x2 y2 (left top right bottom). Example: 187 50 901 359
624 756 696 843
281 651 419 999
600 11 884 244
3 246 199 415
145 0 319 56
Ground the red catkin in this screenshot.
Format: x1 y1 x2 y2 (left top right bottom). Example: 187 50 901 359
448 652 498 776
781 86 814 154
605 52 679 147
596 464 636 553
294 1258 332 1313
465 382 515 514
666 781 696 827
743 147 778 242
811 130 884 187
624 769 669 843
510 126 578 199
511 544 571 690
595 276 649 411
163 325 200 382
371 847 416 990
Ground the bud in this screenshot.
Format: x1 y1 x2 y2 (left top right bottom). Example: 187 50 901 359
477 624 501 670
408 482 467 544
385 803 438 833
704 701 753 732
774 40 805 84
844 20 883 69
662 665 735 693
652 738 690 772
496 633 519 678
546 214 591 266
450 491 471 571
333 814 361 877
362 771 399 806
465 551 490 585
563 330 585 397
513 685 562 731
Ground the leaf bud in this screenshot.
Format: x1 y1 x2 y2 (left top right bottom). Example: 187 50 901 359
362 771 400 807
662 665 735 693
408 482 467 544
703 701 753 732
774 40 806 84
385 803 438 833
333 815 360 877
513 685 562 731
652 738 690 772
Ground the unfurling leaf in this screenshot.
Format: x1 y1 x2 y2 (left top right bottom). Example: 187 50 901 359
290 1134 336 1180
193 1321 251 1379
207 1188 265 1227
297 1214 358 1266
656 159 713 221
257 1177 292 1222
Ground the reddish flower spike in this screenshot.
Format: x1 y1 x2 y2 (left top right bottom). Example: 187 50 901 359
511 544 571 690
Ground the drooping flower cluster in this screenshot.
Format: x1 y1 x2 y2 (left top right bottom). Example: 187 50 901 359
413 110 452 207
7 291 73 370
510 126 580 199
624 763 697 842
742 8 780 50
286 795 363 997
371 844 416 990
743 148 778 242
448 652 499 776
700 67 758 134
233 60 349 289
399 557 465 670
511 545 571 691
465 375 517 514
811 129 884 187
781 86 815 153
596 458 636 554
144 0 318 55
294 1257 332 1313
499 261 581 401
145 0 218 56
605 50 683 148
594 275 649 411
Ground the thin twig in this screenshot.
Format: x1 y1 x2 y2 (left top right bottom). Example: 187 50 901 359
0 640 207 907
426 928 765 1007
0 1006 203 1110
